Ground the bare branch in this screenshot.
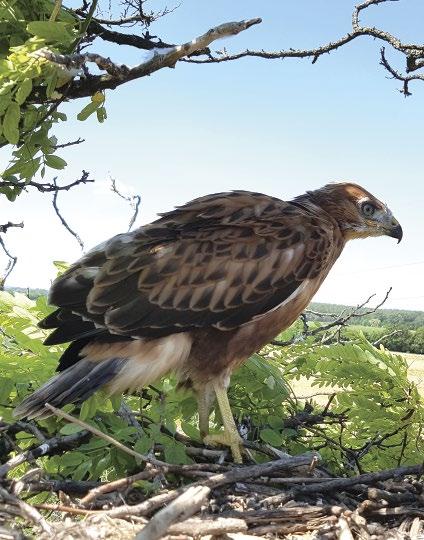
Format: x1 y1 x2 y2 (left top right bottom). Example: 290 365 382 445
53 137 85 149
0 236 19 289
110 177 141 231
36 18 262 100
135 485 211 540
0 169 94 193
52 180 85 251
180 1 424 93
0 222 24 234
0 486 52 534
272 289 392 347
380 47 424 96
373 329 402 347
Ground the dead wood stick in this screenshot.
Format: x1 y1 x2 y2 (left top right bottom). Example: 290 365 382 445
135 485 211 540
32 502 101 516
249 523 311 535
0 430 89 478
338 516 355 540
293 464 424 496
81 468 160 505
104 452 319 518
0 486 52 534
253 476 334 485
168 517 247 536
27 478 100 495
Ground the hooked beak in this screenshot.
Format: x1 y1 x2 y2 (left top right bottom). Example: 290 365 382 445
386 219 403 244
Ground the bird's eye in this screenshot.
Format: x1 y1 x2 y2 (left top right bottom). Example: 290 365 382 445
362 202 376 217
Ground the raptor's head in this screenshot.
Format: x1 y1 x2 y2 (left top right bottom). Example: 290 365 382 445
303 182 403 243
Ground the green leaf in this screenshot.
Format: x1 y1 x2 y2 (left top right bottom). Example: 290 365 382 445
59 423 84 435
44 154 67 169
15 78 32 105
3 101 20 144
260 428 283 446
72 459 92 481
59 451 86 466
77 101 99 121
80 394 99 421
134 437 154 455
46 71 58 99
0 377 14 403
164 441 191 464
0 93 11 114
96 106 107 123
26 21 73 43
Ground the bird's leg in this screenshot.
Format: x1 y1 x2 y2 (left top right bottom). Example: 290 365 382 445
203 379 243 463
197 387 215 439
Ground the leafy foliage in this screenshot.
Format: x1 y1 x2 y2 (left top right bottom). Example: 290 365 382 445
0 1 103 200
1 290 423 484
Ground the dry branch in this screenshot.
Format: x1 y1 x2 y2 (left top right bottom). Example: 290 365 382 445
0 430 90 479
135 485 211 540
36 18 262 100
180 0 424 95
0 486 52 534
104 452 319 518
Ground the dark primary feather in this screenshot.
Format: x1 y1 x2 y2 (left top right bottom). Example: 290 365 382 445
40 190 337 347
14 356 127 419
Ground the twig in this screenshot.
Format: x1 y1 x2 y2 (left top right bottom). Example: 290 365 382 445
0 222 24 234
380 47 424 96
45 403 167 467
0 486 52 534
0 430 89 478
104 452 319 518
53 137 85 149
32 502 99 516
168 517 248 536
0 236 18 289
0 170 94 193
44 403 226 474
52 179 85 250
135 485 211 540
373 329 402 347
80 467 160 505
293 463 424 496
274 289 393 348
110 177 141 231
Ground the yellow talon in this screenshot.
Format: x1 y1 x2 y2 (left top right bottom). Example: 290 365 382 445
203 432 243 463
200 380 243 463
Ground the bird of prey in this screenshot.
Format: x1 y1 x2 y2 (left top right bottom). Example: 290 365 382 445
15 182 402 462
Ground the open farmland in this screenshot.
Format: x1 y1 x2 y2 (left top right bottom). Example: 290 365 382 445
290 351 424 405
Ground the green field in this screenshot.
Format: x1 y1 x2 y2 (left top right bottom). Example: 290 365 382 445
402 352 424 393
290 352 424 405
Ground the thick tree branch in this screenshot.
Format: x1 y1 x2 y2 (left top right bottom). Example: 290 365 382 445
35 18 262 100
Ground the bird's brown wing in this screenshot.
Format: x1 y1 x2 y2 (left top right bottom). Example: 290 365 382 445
44 191 338 341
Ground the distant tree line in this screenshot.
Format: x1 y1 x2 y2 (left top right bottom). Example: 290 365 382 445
310 303 424 354
309 303 424 330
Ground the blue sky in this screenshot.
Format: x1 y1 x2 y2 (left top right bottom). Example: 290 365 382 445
2 0 424 310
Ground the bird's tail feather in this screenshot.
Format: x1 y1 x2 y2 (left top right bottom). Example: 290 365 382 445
13 357 126 420
14 333 192 420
